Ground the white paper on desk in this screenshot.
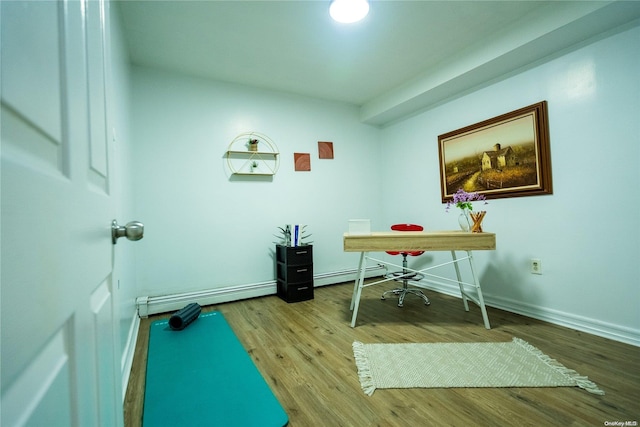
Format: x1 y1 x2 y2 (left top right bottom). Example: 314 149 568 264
348 219 371 235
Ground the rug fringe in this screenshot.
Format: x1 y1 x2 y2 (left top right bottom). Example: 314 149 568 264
352 341 376 396
512 337 605 395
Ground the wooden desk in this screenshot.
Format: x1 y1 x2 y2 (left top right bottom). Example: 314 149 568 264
344 231 496 328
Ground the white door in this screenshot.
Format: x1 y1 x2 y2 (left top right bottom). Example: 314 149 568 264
1 1 124 426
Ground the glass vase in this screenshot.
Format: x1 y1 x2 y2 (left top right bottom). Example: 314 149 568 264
458 210 471 232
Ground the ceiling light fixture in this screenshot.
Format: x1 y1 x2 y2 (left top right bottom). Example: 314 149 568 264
330 0 369 24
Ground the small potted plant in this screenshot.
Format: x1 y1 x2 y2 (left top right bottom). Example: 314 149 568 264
248 138 259 152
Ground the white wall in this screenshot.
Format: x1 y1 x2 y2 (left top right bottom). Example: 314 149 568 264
379 24 640 344
129 23 639 345
131 68 382 297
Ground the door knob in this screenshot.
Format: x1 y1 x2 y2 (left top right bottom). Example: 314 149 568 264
112 220 144 244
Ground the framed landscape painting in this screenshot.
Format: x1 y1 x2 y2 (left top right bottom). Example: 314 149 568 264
438 101 552 202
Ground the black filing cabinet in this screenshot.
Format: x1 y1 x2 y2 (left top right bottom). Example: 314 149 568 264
276 244 314 303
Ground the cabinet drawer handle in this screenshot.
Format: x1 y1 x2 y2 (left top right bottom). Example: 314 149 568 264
298 287 309 290
296 251 308 255
296 268 308 272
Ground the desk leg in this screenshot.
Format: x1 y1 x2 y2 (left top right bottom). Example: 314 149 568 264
467 251 491 330
350 251 366 310
350 252 368 328
451 251 470 312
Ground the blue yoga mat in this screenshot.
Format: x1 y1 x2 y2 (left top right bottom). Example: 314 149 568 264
143 311 288 427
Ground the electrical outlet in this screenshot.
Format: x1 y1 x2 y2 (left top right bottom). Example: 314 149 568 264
530 258 542 275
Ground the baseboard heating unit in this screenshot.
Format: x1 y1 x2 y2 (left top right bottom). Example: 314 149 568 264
136 265 385 317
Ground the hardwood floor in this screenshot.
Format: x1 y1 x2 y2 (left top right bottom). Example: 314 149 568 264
124 280 640 426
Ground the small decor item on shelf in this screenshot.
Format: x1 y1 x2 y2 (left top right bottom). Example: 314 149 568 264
275 224 312 247
248 138 259 151
446 188 488 232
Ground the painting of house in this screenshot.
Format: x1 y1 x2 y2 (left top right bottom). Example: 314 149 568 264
482 143 517 170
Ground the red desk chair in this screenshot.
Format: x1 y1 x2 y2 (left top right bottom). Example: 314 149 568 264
381 224 431 307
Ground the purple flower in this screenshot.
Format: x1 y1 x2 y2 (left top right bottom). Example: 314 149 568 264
446 189 487 212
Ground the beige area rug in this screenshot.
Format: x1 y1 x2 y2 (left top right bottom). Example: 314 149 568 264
352 337 604 396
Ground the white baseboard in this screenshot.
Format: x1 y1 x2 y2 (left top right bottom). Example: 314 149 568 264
136 266 386 318
120 312 140 402
134 267 639 346
415 280 640 347
485 293 640 347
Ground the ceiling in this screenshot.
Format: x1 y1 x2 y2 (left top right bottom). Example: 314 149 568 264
118 1 640 126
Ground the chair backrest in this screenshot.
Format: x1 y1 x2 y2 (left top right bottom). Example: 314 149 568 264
387 223 425 256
